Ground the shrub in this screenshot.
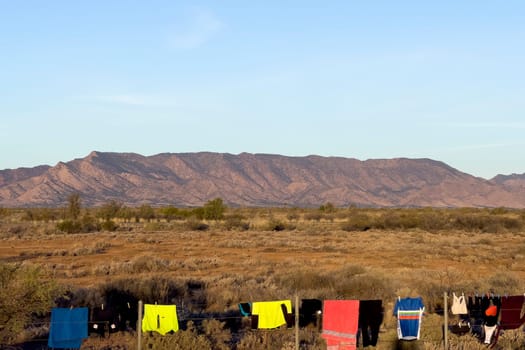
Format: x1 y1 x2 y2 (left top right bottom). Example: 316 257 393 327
186 219 209 231
142 321 212 349
340 214 371 231
81 214 100 232
101 219 118 232
319 202 335 213
160 206 185 222
266 219 294 231
202 198 227 220
0 263 60 344
286 212 300 221
202 319 231 350
96 200 123 221
56 219 82 233
223 215 250 231
304 212 323 222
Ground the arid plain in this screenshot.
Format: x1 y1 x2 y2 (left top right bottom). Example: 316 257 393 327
1 207 525 349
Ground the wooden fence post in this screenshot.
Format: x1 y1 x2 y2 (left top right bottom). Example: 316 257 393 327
137 300 143 350
295 294 300 350
443 292 448 350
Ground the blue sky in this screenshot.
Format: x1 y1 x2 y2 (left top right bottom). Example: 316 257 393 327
1 1 524 179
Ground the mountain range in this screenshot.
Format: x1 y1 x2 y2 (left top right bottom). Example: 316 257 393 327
1 151 524 208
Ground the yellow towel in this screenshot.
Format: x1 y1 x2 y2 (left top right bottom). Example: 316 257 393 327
252 300 292 329
142 304 179 335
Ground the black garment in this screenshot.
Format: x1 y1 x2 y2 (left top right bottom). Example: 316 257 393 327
281 303 294 328
482 296 501 327
115 301 138 331
449 323 470 336
105 289 138 332
90 306 119 337
299 299 322 327
239 302 252 316
358 300 383 347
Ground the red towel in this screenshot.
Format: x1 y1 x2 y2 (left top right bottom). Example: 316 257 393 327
500 295 525 330
322 300 359 350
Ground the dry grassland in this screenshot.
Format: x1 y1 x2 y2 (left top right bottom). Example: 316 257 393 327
1 208 525 349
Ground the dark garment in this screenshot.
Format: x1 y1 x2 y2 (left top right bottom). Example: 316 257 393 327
499 295 525 330
482 296 500 327
468 296 483 319
115 301 138 331
358 300 383 347
281 303 294 328
251 315 259 329
299 299 322 327
239 302 252 316
105 290 138 331
449 323 470 336
90 306 119 337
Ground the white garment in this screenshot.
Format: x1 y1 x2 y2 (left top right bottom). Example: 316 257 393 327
451 293 468 315
484 324 497 344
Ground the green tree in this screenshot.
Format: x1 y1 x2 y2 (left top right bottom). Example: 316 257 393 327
138 204 155 222
0 263 59 344
66 192 81 220
97 200 123 221
202 198 226 220
161 205 181 222
319 202 335 213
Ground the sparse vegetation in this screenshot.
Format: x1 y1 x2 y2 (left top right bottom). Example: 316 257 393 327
1 205 525 348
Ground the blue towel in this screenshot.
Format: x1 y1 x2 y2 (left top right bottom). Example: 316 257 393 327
48 307 88 349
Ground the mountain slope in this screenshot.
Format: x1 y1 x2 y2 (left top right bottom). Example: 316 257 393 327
0 151 524 208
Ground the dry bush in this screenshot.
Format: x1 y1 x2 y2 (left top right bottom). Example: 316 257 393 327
265 218 295 231
185 219 209 231
340 213 372 231
450 213 523 233
142 321 212 349
223 215 250 231
235 329 295 350
201 319 231 350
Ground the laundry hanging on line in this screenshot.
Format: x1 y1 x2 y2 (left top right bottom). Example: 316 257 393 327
251 300 292 329
48 307 88 349
322 299 360 350
141 304 179 335
393 297 425 341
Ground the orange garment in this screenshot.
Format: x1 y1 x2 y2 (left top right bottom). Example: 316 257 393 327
322 300 359 350
485 305 498 316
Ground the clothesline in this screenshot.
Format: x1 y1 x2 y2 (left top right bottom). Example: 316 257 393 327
21 292 525 350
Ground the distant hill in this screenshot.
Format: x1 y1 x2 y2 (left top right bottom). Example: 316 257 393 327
1 151 524 208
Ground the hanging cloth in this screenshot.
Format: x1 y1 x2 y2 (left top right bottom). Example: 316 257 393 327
492 295 525 346
393 297 425 340
238 302 252 316
142 304 179 335
499 295 525 329
322 300 360 350
251 300 292 329
358 300 383 347
48 307 88 349
450 293 468 315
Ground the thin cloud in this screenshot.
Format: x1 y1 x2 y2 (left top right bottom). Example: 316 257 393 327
437 121 525 129
81 94 178 107
168 8 223 49
96 95 149 106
